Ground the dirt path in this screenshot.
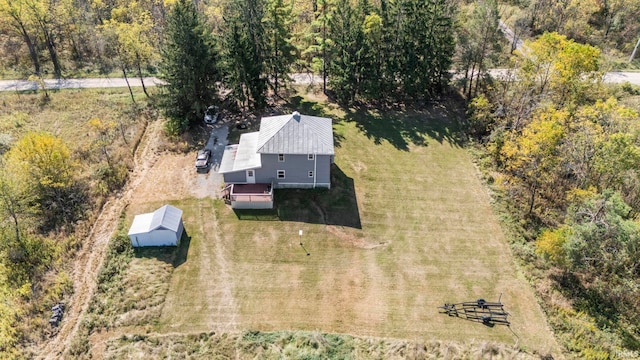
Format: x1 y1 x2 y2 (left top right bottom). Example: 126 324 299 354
36 120 164 359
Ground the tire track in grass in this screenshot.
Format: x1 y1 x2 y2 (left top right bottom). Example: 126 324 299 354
210 204 239 332
36 120 163 359
160 201 239 333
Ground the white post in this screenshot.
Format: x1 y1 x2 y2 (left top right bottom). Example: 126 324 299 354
630 37 640 63
299 229 303 245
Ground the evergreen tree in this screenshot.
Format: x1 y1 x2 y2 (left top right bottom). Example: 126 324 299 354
221 0 267 110
294 0 333 93
327 0 362 104
263 0 296 97
159 0 219 134
360 9 384 101
386 0 455 99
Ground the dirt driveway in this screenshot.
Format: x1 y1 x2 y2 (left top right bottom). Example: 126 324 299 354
130 123 229 205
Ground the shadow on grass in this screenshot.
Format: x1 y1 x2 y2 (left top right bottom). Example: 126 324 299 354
233 164 361 228
343 99 466 151
133 230 191 268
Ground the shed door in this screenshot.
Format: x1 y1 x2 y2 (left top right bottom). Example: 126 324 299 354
246 170 255 184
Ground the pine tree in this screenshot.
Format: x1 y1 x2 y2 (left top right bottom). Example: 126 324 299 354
221 0 267 110
327 0 361 104
385 0 455 99
159 0 219 134
263 0 296 97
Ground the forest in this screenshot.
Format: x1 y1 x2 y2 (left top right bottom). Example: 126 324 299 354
1 0 640 358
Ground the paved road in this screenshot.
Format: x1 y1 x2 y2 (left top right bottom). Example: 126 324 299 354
602 71 640 84
0 74 325 91
0 77 166 91
499 20 525 53
1 70 640 92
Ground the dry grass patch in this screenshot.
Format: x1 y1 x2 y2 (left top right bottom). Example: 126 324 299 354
0 88 148 151
85 230 176 332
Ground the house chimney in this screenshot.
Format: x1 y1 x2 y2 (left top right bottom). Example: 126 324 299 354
292 111 301 120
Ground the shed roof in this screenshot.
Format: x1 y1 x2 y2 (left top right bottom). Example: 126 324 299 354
257 112 334 155
218 132 262 174
127 213 154 236
128 205 183 235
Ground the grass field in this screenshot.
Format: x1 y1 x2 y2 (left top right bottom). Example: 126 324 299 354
0 88 146 141
132 96 560 356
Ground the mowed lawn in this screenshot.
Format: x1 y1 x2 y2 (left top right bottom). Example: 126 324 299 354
156 101 560 355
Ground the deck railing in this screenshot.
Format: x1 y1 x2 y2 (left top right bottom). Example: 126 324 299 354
230 194 273 202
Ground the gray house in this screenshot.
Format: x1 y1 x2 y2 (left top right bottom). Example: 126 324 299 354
219 112 335 209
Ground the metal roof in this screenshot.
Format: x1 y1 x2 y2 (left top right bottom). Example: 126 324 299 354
127 213 154 236
128 205 183 235
218 132 262 174
257 112 334 155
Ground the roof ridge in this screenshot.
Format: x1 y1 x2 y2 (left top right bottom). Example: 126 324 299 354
256 114 292 152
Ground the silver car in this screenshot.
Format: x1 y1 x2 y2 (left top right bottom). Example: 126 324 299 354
195 149 211 169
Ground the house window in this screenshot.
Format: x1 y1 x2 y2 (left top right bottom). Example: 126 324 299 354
278 154 285 162
277 170 285 179
308 171 314 178
247 170 254 177
308 154 314 160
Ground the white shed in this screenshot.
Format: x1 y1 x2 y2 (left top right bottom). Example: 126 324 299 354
128 205 184 247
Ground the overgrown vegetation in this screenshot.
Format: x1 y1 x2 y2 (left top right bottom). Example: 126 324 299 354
467 29 640 359
103 330 538 359
0 89 152 358
69 217 176 358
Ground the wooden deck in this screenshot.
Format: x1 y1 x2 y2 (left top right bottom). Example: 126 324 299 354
223 183 274 209
231 183 271 194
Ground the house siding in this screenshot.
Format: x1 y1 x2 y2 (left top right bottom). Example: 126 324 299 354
258 153 331 188
222 170 248 184
222 154 331 188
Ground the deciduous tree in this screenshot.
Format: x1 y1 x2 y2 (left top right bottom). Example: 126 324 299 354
518 32 601 105
456 0 501 99
101 1 157 99
501 107 566 215
3 132 84 229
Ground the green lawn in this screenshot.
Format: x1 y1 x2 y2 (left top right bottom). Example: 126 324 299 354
152 98 559 356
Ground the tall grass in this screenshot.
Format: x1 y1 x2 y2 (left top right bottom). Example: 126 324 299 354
103 330 537 359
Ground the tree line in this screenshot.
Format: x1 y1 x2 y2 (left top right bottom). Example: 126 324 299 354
159 0 457 133
2 0 638 128
468 31 640 357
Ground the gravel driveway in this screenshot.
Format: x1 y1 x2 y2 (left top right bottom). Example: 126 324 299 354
193 122 229 198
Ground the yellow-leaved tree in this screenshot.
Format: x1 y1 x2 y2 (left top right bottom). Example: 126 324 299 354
518 32 601 105
3 132 84 230
501 107 567 215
